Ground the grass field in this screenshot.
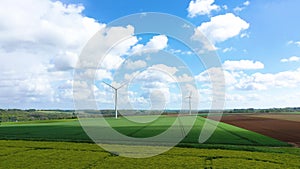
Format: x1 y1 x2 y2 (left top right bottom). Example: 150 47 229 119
0 140 299 169
0 116 289 146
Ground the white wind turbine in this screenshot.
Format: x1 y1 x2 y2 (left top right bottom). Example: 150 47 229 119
103 81 127 119
186 91 192 115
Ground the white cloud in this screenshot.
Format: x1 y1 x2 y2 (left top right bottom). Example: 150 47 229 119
222 5 228 10
225 94 246 102
235 78 267 91
100 53 126 70
168 49 193 55
182 23 191 29
77 69 112 81
151 64 178 76
187 0 220 18
0 0 103 52
125 60 147 70
131 35 168 55
281 56 300 63
222 47 234 53
95 69 113 81
146 35 168 50
243 1 250 6
0 0 105 108
234 7 244 13
234 1 250 13
235 68 300 90
287 40 300 47
196 64 300 108
124 63 195 85
123 64 179 87
194 13 249 44
240 32 250 38
223 60 264 70
271 68 300 88
51 51 78 71
191 33 218 52
177 74 194 82
196 65 300 92
114 63 197 109
95 25 138 70
125 68 176 107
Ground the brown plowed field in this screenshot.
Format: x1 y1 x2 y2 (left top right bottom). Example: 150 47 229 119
247 114 300 122
221 114 300 147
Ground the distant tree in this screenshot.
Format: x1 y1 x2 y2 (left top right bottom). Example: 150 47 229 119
72 112 77 119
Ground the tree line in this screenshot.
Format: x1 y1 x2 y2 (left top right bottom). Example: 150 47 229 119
0 109 76 123
0 107 299 123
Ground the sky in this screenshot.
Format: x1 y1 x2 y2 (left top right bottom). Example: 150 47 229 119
0 0 300 110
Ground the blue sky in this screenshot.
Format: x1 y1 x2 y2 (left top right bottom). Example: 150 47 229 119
0 0 300 110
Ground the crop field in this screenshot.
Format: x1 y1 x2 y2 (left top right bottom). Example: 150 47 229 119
0 140 299 169
247 113 300 122
0 116 289 146
221 114 300 147
1 115 299 168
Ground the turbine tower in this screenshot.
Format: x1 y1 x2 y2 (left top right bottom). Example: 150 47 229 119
186 92 192 115
103 81 126 119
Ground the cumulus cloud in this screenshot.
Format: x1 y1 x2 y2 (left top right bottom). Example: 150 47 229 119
222 47 234 53
124 68 176 107
223 60 264 70
196 64 300 92
234 1 251 13
112 63 197 109
177 74 194 82
280 56 300 63
0 0 104 108
187 0 220 17
131 35 168 55
124 60 147 70
234 68 300 90
193 13 249 44
233 7 244 13
150 64 178 76
0 0 103 52
243 1 250 6
287 40 300 47
98 34 168 72
77 69 112 81
83 25 138 70
51 51 78 71
222 5 228 10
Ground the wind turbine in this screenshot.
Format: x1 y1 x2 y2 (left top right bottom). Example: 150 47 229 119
186 91 192 115
103 81 127 119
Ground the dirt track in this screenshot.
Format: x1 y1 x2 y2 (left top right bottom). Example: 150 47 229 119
221 114 300 147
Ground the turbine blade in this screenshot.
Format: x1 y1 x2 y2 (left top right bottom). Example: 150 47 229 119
116 81 128 89
102 81 116 89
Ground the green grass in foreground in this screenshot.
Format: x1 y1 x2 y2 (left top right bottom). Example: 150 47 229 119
0 140 299 169
0 116 290 146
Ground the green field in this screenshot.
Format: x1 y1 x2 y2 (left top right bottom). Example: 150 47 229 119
0 140 299 169
0 116 289 146
1 116 299 168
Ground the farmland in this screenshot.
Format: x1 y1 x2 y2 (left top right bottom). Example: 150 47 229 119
0 116 289 146
0 140 299 168
0 115 299 168
221 114 300 147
